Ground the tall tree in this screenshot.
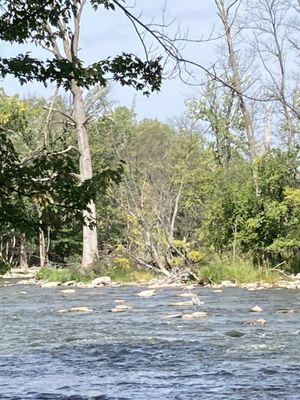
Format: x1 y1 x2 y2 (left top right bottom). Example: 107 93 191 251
0 1 162 268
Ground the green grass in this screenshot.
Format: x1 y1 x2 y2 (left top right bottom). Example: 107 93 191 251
36 265 155 284
36 267 97 283
197 258 281 284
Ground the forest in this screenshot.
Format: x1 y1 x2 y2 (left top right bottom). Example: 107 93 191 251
0 0 299 284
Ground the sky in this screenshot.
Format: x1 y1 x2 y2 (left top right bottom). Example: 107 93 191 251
0 1 220 122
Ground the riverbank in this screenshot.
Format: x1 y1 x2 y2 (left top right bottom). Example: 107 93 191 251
1 266 300 291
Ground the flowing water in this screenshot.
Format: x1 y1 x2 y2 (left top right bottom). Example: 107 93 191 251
1 282 300 399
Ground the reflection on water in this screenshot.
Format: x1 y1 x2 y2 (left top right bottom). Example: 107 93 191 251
0 283 300 399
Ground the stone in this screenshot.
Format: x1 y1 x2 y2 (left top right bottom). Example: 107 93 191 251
70 306 93 313
137 289 156 298
251 305 263 312
111 304 132 313
163 314 182 319
182 311 208 320
276 309 296 314
16 279 36 285
61 289 76 294
61 281 76 287
58 307 93 313
225 330 245 338
91 276 112 286
41 281 60 288
244 283 258 289
243 318 266 326
168 301 194 307
220 280 237 287
73 282 88 288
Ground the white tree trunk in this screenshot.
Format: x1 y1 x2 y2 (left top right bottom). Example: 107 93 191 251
72 83 98 268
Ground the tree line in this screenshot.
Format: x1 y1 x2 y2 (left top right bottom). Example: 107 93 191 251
0 0 299 278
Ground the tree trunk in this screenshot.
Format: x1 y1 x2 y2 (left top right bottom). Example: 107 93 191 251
215 0 259 193
19 233 28 273
39 228 46 268
72 83 98 268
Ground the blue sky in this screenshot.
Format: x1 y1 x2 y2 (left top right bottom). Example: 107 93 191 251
0 1 219 121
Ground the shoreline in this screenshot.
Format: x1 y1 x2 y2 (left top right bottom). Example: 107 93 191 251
1 269 300 291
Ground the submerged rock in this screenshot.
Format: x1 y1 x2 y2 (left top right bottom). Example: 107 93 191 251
57 306 93 313
251 305 263 312
168 301 194 307
182 311 208 320
61 289 76 294
111 304 132 313
137 289 156 298
225 330 245 338
276 309 296 314
163 314 183 319
243 318 266 326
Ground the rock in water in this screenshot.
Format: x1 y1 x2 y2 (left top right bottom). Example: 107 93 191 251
168 301 194 307
276 309 296 314
57 306 93 313
225 330 245 338
61 289 76 294
243 318 266 326
182 311 208 320
111 304 132 313
251 305 263 312
91 276 112 286
137 289 156 298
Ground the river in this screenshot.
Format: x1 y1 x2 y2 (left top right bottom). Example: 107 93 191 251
0 283 300 399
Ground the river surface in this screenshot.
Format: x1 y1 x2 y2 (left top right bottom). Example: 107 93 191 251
0 282 300 399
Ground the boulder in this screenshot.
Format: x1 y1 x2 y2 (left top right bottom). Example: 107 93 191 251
91 276 111 286
111 304 132 313
137 289 156 298
250 305 263 312
182 311 208 320
61 281 76 287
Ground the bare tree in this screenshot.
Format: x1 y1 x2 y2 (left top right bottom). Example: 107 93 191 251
247 0 298 149
214 0 259 192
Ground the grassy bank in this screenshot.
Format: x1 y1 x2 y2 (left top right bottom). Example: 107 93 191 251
36 265 155 284
197 258 282 284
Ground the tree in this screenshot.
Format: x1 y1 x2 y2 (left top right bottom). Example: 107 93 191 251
0 0 162 268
